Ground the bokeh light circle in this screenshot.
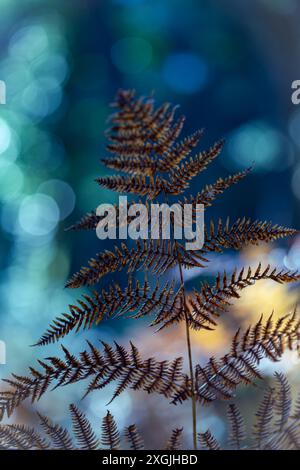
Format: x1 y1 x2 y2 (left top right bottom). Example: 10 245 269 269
38 179 76 220
18 193 60 236
0 118 12 154
227 121 288 172
162 52 208 94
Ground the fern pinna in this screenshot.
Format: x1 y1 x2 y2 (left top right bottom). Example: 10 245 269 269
1 374 300 450
1 89 300 451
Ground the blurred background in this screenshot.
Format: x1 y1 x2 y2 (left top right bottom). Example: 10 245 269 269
1 0 300 449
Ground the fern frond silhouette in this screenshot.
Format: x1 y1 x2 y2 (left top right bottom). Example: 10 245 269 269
199 373 300 450
0 89 299 451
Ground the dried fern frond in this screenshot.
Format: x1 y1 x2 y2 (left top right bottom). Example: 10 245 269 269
172 311 300 405
38 412 73 450
163 140 224 195
157 129 203 172
253 387 274 449
125 424 144 450
2 89 299 451
227 404 246 450
66 199 153 232
97 140 224 198
274 421 300 450
101 411 120 450
0 405 185 450
274 372 292 432
65 239 206 289
71 220 296 294
95 174 167 199
179 166 252 211
107 90 179 152
198 430 221 450
67 166 250 234
199 375 300 451
188 263 300 330
67 165 249 233
66 209 100 232
66 217 294 290
164 427 183 450
0 342 187 419
292 394 300 420
155 263 300 332
36 279 183 346
70 404 99 450
101 154 157 176
255 374 300 450
102 116 195 175
0 423 49 450
198 218 297 256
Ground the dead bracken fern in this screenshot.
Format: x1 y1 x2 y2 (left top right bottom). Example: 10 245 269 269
0 89 300 451
199 373 300 450
0 404 183 450
1 374 299 450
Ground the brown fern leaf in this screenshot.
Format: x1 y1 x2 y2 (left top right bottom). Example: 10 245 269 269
108 101 177 148
0 342 187 419
97 140 224 198
0 424 49 450
125 424 144 450
107 90 154 140
9 424 49 450
102 115 190 175
38 412 73 450
198 430 221 450
164 427 183 450
101 154 157 176
66 210 101 232
274 372 292 432
66 199 151 232
260 373 298 450
107 90 180 155
198 218 297 256
187 263 300 330
227 404 246 449
253 387 274 449
67 167 251 233
70 404 99 450
108 112 184 158
149 290 185 331
175 312 300 406
36 279 184 345
156 264 300 332
0 426 30 450
96 174 171 199
163 140 224 195
65 240 206 289
180 166 252 209
101 411 120 450
157 128 203 172
292 394 300 420
278 422 300 450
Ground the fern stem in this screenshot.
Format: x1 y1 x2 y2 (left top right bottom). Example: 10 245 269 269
164 190 197 450
178 261 197 450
